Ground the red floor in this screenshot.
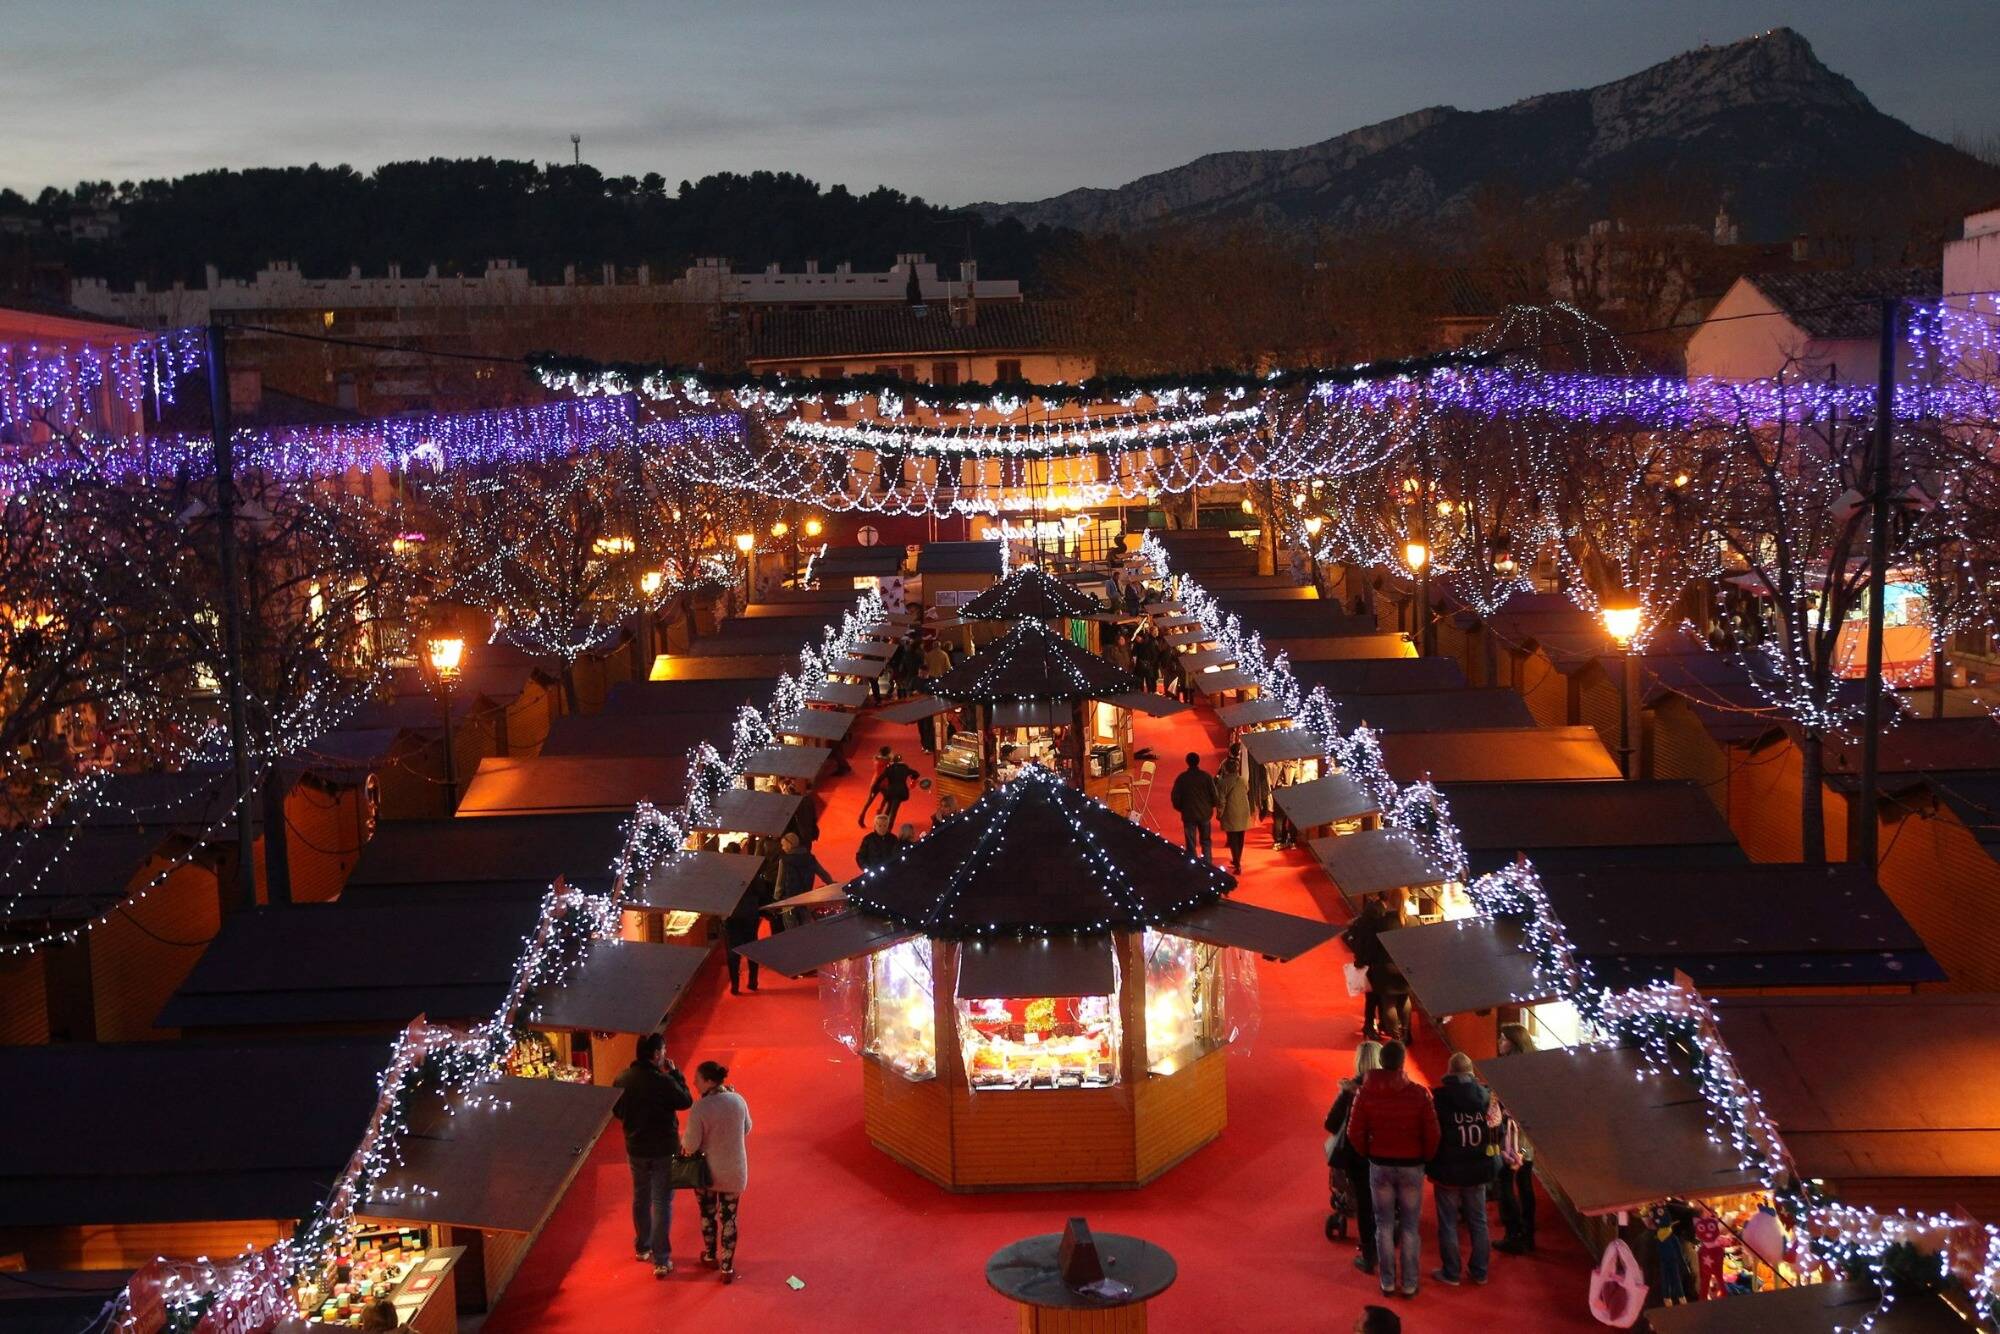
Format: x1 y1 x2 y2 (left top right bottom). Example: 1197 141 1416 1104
484 700 1600 1333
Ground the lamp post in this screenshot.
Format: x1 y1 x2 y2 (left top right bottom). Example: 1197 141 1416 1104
734 532 755 608
1404 539 1431 655
1600 594 1643 779
1303 515 1324 595
635 570 663 681
427 634 466 811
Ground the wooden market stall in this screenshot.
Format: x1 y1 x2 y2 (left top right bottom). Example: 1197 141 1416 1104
1437 780 1747 875
0 1037 390 1271
1375 725 1622 784
1309 827 1455 926
883 618 1171 813
1642 1281 1969 1334
1291 656 1468 696
340 812 628 902
1271 773 1380 842
620 847 766 949
736 769 1337 1190
518 937 713 1086
916 541 1006 623
357 1076 620 1314
455 754 688 818
1325 688 1535 733
1375 916 1563 1060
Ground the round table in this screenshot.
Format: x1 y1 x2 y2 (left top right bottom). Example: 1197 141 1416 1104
985 1232 1177 1333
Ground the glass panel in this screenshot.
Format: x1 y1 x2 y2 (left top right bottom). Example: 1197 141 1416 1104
1142 929 1225 1075
864 938 937 1080
956 991 1120 1091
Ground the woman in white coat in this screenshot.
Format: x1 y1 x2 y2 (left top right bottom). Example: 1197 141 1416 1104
682 1059 753 1281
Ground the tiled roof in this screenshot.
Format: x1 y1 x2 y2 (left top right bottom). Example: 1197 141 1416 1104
1748 268 1939 340
747 301 1081 362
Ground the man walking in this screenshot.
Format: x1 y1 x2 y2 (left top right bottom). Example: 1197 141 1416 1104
612 1033 693 1277
1344 1040 1440 1300
1427 1052 1494 1288
1169 751 1218 863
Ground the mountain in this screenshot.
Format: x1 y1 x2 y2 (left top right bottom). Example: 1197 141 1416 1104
975 29 2000 243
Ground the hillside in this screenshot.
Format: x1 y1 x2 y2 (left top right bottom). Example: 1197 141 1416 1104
975 29 2000 243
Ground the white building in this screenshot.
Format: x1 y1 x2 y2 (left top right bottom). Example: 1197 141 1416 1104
1683 267 1939 383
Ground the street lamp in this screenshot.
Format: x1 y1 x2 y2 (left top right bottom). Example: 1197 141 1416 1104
803 516 823 539
635 570 664 681
1601 593 1643 778
734 532 755 606
1404 539 1431 655
1303 515 1324 594
426 634 466 810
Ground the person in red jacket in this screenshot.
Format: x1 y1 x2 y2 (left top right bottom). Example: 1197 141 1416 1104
1344 1041 1440 1300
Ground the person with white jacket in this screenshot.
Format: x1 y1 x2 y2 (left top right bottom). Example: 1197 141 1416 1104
682 1060 753 1282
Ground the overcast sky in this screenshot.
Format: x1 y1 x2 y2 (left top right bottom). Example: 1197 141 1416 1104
4 0 1995 206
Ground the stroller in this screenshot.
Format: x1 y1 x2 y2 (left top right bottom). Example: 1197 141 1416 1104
1325 1160 1359 1242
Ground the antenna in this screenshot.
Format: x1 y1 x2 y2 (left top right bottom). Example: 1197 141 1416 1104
570 133 581 166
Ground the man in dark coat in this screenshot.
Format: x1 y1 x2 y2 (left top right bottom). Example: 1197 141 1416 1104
1427 1053 1495 1287
1169 751 1218 863
874 752 916 830
613 1033 693 1275
857 811 902 872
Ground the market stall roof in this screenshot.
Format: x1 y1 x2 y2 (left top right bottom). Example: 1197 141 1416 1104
915 540 1006 575
0 824 188 927
813 545 903 578
1642 1281 1967 1334
933 618 1137 704
457 755 687 817
741 592 858 616
1539 864 1941 989
605 677 780 717
741 743 832 784
826 654 890 679
685 628 835 658
1711 995 2000 1209
523 939 711 1035
1478 1045 1765 1214
956 936 1117 998
1216 697 1295 730
808 679 870 710
1213 584 1317 602
1273 774 1379 830
361 1076 619 1234
1309 828 1448 906
1377 726 1621 783
1180 647 1238 673
1190 667 1255 697
773 709 856 744
1264 633 1417 662
0 1037 390 1227
1151 613 1200 630
691 788 804 838
1437 780 1746 875
879 694 958 725
1293 657 1467 694
733 910 915 977
850 638 895 659
958 565 1098 620
538 711 727 759
1241 728 1324 767
1159 897 1340 961
0 1268 130 1332
1379 918 1559 1016
845 766 1234 936
1328 689 1535 734
157 898 541 1031
345 814 627 895
629 849 766 916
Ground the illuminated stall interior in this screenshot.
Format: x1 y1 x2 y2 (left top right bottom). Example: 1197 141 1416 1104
737 767 1337 1190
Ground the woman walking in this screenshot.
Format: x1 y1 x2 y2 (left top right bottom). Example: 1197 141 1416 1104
682 1060 752 1282
1215 757 1254 874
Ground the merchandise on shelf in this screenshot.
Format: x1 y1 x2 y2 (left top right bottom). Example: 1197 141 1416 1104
956 993 1120 1090
865 938 937 1079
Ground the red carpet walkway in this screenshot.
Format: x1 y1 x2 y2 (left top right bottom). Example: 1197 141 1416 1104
484 700 1599 1333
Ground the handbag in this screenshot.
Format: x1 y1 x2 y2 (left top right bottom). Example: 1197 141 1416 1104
1587 1238 1649 1328
1341 962 1368 997
667 1152 713 1191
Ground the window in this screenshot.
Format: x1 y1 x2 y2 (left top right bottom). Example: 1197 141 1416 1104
901 364 919 382
818 365 844 379
874 363 900 379
994 359 1023 383
932 361 961 386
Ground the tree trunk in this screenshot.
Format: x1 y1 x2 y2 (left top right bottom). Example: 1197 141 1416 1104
261 763 292 905
561 664 581 713
1933 643 1947 720
1799 729 1827 865
1481 622 1498 689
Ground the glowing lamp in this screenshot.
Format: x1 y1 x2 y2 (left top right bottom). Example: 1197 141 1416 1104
771 520 789 538
426 635 466 681
734 533 755 555
1600 595 1642 648
1291 492 1306 510
1493 549 1518 577
638 570 664 597
1404 540 1429 573
1304 515 1324 538
1239 497 1254 515
1672 471 1690 489
804 517 824 538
